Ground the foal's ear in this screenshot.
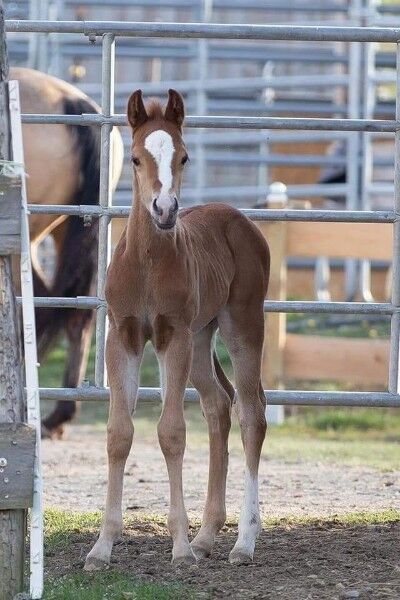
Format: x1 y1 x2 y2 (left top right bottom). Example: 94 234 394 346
164 89 185 131
127 90 148 131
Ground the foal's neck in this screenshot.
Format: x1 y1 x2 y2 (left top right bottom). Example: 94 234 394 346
126 181 179 260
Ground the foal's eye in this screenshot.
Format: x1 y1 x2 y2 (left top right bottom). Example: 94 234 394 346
131 156 140 166
181 155 189 166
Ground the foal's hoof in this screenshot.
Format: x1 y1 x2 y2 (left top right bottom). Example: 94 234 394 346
191 543 211 560
172 553 197 567
228 549 253 565
84 556 109 572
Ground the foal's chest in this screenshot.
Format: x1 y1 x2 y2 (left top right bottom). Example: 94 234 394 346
106 248 197 328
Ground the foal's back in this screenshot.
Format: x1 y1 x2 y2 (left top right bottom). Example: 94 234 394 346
180 203 270 332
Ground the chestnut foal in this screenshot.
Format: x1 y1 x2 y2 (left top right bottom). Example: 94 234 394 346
85 89 270 570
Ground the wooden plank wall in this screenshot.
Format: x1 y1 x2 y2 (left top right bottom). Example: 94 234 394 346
258 219 391 388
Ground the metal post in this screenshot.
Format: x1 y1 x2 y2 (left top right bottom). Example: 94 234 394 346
257 61 273 205
360 38 375 302
388 42 400 394
345 0 362 301
95 32 115 387
194 0 212 199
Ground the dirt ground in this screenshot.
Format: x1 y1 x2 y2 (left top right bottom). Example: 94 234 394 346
47 518 400 599
42 425 400 519
42 425 400 599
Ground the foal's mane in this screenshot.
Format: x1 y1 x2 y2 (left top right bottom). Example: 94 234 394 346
145 98 165 120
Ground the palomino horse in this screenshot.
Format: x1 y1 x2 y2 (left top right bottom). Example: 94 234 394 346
12 67 123 436
85 89 270 569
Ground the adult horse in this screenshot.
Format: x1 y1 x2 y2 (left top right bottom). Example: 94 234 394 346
12 67 124 436
85 89 269 569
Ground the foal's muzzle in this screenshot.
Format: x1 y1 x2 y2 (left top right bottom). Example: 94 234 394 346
152 196 178 230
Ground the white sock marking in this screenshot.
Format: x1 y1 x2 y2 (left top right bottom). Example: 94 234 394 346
235 467 261 555
144 130 174 210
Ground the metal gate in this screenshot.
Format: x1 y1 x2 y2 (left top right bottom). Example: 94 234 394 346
6 19 400 408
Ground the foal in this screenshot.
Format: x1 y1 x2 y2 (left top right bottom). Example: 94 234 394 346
85 89 270 570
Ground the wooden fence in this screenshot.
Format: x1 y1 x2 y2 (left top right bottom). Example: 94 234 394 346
258 219 392 389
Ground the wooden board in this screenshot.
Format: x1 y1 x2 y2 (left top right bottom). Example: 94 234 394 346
286 267 390 303
284 334 389 385
0 172 21 254
0 423 35 510
258 215 286 390
286 222 392 260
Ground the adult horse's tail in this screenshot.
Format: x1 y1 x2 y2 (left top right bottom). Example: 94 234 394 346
34 97 100 359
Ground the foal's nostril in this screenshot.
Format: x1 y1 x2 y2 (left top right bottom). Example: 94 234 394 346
171 197 179 213
152 198 162 216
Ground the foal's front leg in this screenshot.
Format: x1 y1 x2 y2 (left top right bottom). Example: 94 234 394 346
85 327 143 570
156 327 196 565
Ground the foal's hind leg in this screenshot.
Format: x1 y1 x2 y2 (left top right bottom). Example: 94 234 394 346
85 325 143 570
189 323 233 559
218 306 267 565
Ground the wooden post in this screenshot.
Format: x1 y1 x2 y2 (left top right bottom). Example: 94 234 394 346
257 183 288 424
0 3 27 598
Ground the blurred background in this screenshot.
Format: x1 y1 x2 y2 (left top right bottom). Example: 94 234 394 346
5 0 400 433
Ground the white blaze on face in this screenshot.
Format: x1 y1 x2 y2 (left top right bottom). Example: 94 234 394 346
144 129 175 210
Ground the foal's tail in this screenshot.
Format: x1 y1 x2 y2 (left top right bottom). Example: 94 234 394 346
35 97 100 357
213 351 235 404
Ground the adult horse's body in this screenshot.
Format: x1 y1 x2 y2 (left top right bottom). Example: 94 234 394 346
12 67 123 435
85 90 269 569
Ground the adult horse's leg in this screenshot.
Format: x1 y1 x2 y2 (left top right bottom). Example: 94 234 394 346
85 324 143 570
156 326 195 564
189 322 233 559
218 304 267 565
42 311 93 437
40 222 95 436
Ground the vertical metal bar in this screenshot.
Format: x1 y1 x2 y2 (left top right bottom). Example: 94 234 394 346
9 80 44 600
95 32 114 388
360 38 375 302
258 61 272 205
194 0 212 199
388 42 400 394
345 0 362 300
314 257 331 301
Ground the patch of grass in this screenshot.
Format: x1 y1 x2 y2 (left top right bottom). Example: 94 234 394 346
285 407 400 433
44 507 400 539
45 508 102 551
265 431 400 471
260 508 400 529
44 572 196 600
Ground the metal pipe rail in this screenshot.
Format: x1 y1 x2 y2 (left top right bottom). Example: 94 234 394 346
36 386 400 407
6 21 400 43
17 296 396 316
27 205 396 223
20 113 400 132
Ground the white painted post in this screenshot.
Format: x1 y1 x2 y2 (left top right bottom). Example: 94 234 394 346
9 81 43 599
